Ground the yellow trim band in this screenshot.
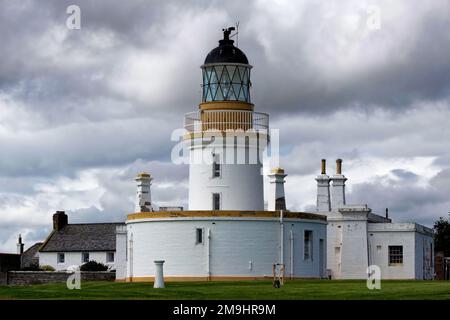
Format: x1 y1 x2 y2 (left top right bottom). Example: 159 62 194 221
120 276 318 282
199 101 254 111
127 210 326 221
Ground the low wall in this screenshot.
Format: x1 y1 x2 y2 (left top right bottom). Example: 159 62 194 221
6 271 115 286
0 272 7 285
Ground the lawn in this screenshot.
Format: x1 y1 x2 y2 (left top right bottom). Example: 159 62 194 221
0 280 449 300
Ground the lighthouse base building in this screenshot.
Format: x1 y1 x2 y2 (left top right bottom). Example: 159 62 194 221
116 211 326 281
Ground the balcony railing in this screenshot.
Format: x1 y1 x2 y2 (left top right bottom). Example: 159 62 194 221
184 110 269 133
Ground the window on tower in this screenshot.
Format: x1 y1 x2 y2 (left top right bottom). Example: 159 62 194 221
212 153 221 178
212 193 221 210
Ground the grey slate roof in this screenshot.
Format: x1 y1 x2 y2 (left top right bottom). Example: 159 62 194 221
39 223 124 252
21 242 42 268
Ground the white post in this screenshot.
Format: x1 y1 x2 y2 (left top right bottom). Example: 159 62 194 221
289 229 294 279
153 260 165 288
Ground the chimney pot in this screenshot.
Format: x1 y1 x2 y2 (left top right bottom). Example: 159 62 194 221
336 159 343 174
385 208 389 219
321 159 326 175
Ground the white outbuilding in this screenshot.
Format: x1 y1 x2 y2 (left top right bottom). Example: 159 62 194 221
316 159 434 280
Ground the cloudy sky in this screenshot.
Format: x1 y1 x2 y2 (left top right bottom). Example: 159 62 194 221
1 0 449 252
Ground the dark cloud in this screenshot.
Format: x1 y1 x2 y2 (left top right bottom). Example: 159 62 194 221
1 0 450 250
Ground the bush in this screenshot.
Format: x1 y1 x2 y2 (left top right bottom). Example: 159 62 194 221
21 264 55 271
40 265 55 271
21 263 41 271
80 260 109 271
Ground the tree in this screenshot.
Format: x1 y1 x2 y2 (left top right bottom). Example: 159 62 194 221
434 217 450 256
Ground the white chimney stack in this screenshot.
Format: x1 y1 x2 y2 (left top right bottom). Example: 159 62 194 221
135 172 153 212
268 168 287 211
316 159 331 212
331 159 347 209
17 234 24 255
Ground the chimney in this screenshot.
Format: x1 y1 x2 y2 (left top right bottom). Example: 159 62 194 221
268 168 287 211
316 159 331 212
53 211 68 231
135 172 153 212
330 159 347 209
17 234 24 255
385 208 389 219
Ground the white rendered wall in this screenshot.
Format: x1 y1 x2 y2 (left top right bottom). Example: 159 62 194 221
126 217 326 279
415 231 434 280
368 226 416 279
188 136 264 210
323 209 370 279
39 251 115 271
115 226 127 280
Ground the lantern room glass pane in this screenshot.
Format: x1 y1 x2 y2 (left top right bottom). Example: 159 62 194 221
202 64 251 103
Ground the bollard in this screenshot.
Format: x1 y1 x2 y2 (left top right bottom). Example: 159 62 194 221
154 260 165 288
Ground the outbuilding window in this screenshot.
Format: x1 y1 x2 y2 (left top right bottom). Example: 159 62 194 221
388 246 403 265
304 230 313 261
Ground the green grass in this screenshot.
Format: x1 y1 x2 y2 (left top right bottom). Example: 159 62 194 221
1 280 450 300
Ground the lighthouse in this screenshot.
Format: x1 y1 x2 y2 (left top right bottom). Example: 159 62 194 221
185 27 269 211
118 28 328 282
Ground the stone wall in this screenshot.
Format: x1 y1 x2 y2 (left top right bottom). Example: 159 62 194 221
6 271 115 285
0 272 7 285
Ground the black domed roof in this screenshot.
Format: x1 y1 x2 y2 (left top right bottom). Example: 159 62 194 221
204 28 249 64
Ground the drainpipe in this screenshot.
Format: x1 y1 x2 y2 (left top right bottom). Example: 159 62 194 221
289 229 294 279
207 228 211 280
128 233 133 282
280 210 284 266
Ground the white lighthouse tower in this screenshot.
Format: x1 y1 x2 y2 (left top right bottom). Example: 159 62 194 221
185 27 269 211
117 28 328 283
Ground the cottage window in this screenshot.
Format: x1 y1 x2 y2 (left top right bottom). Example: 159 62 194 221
82 252 90 263
388 246 403 265
57 252 65 264
107 252 115 263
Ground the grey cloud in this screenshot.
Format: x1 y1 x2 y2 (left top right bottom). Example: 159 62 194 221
1 0 450 250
